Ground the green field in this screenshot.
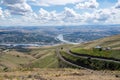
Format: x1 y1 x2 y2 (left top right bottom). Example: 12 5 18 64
70 34 120 59
71 48 120 59
59 50 120 70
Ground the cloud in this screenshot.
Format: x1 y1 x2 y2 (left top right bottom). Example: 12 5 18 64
7 3 32 15
63 7 79 17
0 7 3 17
2 0 32 15
61 7 83 23
38 8 60 22
39 8 51 20
0 8 83 26
106 8 120 24
83 8 117 24
115 0 120 8
3 0 25 5
0 0 120 26
75 0 99 9
0 7 11 18
28 0 84 6
94 9 111 21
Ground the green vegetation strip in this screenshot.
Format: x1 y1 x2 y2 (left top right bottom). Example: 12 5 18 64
71 48 120 59
57 51 83 69
60 51 120 70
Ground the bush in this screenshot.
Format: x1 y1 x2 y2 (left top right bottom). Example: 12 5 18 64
16 55 20 57
3 67 8 72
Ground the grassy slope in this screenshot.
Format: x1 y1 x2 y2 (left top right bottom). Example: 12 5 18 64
30 49 59 68
0 34 120 70
73 34 120 49
0 44 73 71
0 35 120 79
71 34 120 59
0 50 35 71
29 44 73 68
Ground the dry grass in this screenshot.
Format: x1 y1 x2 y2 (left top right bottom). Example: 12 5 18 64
72 34 120 49
0 68 120 80
0 35 120 79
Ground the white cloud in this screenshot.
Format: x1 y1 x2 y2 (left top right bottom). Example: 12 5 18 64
7 3 32 15
0 7 3 17
94 9 111 21
63 7 79 17
83 12 95 23
0 7 11 19
39 8 51 20
76 0 99 9
1 7 120 26
3 0 25 5
3 10 11 18
83 7 120 24
38 8 60 22
2 0 32 15
61 7 83 23
106 8 120 24
115 0 120 8
0 0 120 26
81 8 114 24
0 7 84 26
28 0 84 6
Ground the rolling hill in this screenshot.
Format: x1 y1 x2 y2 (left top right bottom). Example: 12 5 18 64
72 34 120 49
0 34 119 71
0 34 120 79
58 34 120 70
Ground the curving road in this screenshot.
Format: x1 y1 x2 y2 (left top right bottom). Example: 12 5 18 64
66 49 120 63
56 48 92 70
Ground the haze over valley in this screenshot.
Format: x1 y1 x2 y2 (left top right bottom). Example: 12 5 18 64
0 25 120 47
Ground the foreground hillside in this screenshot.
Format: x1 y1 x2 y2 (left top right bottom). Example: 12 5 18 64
0 34 120 70
0 34 120 79
0 44 73 71
0 69 120 80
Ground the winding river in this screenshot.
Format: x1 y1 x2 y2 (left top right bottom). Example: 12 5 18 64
56 34 78 44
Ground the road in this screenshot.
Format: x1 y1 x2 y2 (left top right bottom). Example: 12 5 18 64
67 49 120 63
56 48 92 70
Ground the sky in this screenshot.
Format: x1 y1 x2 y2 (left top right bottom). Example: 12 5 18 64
0 0 120 26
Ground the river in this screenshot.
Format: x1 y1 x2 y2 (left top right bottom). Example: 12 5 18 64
56 34 79 44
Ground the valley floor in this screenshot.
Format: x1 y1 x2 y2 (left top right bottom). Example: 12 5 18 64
0 68 120 80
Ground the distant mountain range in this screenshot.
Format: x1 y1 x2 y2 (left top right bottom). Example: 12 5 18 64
0 25 120 46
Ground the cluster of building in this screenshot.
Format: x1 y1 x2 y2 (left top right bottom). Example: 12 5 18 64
94 46 111 51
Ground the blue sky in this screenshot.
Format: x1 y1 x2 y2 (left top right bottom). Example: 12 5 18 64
0 0 120 26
